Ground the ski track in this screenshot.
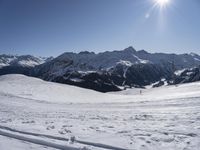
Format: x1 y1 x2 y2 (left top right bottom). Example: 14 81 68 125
0 129 80 150
0 94 200 150
0 125 69 142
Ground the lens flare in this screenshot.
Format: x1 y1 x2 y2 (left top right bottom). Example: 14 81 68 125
154 0 170 8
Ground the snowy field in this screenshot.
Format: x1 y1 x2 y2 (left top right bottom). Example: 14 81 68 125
0 74 200 150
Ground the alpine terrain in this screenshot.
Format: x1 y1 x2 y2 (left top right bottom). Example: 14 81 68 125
1 47 200 92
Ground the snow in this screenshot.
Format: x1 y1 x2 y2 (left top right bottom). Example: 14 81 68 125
194 58 200 62
117 60 133 67
0 136 57 150
186 71 194 76
0 74 200 150
0 56 16 68
70 78 84 82
111 81 200 101
174 69 186 76
0 55 47 68
190 53 196 57
0 74 127 104
78 71 98 75
132 54 150 64
0 63 9 68
17 59 45 67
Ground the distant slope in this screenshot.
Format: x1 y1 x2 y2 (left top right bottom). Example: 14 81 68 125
110 80 200 101
0 74 200 104
0 54 48 68
0 55 52 76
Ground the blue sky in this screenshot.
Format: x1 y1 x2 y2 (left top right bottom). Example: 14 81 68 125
0 0 199 56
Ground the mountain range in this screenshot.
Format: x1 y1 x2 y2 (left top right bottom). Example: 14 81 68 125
1 47 200 92
0 54 52 76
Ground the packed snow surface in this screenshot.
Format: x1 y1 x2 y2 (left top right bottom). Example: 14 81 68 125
0 74 200 150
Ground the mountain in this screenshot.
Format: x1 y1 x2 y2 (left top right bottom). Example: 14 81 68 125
0 54 52 76
32 46 200 73
31 47 200 92
0 54 48 68
0 47 200 92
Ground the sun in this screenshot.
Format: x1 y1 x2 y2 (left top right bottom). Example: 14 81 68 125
154 0 170 8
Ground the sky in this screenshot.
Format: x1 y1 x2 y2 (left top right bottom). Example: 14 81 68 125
0 0 199 56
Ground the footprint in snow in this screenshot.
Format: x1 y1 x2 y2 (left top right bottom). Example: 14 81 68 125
46 125 55 130
58 128 72 134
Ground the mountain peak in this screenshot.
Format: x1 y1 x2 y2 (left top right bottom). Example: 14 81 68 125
123 46 136 53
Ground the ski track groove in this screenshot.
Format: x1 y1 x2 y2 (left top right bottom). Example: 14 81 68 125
0 129 81 150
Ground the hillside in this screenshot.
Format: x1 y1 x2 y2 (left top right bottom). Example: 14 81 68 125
0 74 200 150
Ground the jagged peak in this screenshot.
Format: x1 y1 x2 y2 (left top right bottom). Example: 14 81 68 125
123 46 136 53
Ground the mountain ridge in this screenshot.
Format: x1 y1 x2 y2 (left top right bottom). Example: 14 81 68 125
1 46 200 92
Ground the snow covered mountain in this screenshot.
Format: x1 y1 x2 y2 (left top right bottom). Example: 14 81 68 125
0 54 52 76
33 46 200 74
31 47 200 92
0 54 48 68
0 47 200 92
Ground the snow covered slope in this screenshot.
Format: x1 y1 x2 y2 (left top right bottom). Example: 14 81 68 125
0 74 200 150
0 74 124 103
1 74 200 104
111 81 200 100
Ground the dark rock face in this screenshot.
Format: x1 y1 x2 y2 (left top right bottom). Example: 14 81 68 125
0 66 31 76
108 63 172 87
124 64 170 86
32 63 173 92
51 72 121 93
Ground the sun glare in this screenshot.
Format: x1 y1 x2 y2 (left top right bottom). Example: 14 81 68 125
154 0 170 8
